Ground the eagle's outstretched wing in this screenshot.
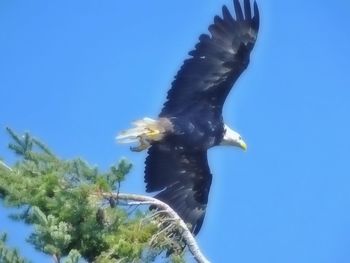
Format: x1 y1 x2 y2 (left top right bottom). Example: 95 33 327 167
145 0 260 235
145 142 211 235
160 0 259 117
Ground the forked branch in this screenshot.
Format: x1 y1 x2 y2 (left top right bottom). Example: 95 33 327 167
102 192 210 263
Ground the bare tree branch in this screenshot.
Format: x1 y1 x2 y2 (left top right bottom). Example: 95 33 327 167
102 192 211 263
0 161 13 172
52 254 60 263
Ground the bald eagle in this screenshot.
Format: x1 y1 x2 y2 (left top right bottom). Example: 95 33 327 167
117 0 259 235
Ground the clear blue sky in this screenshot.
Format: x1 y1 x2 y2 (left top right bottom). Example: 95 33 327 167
1 0 350 262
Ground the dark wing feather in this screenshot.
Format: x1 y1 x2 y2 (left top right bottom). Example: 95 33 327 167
234 0 244 20
160 0 259 117
145 142 212 235
244 0 252 19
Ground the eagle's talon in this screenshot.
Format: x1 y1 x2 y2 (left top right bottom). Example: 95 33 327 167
130 145 143 152
130 137 150 152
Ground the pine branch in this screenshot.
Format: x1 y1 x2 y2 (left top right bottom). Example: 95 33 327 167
0 233 29 263
6 127 25 149
2 128 203 262
32 138 55 158
102 192 211 263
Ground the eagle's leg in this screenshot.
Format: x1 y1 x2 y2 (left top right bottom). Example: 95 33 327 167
117 117 174 152
130 136 150 152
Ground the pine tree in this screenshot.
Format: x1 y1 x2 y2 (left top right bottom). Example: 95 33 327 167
0 128 192 263
0 233 29 263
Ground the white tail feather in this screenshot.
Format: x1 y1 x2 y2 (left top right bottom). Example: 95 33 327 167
116 118 160 144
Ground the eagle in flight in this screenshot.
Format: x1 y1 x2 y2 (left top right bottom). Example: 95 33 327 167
117 0 259 235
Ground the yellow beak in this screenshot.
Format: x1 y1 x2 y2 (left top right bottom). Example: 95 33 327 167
240 140 247 151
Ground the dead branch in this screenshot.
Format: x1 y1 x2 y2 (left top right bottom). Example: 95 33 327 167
102 192 210 263
0 160 13 171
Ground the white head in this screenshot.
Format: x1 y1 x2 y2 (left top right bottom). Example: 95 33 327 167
220 124 247 151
